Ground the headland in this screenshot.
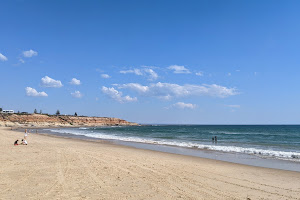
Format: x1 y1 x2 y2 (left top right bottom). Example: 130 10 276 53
0 113 138 128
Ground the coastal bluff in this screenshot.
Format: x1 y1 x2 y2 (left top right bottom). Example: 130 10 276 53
0 113 138 127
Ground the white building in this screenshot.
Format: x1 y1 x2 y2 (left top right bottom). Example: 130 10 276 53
1 110 14 114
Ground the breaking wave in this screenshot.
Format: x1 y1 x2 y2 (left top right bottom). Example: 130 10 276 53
48 128 300 161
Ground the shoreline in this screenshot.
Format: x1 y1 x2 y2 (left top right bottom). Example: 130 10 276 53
34 126 300 172
1 127 300 199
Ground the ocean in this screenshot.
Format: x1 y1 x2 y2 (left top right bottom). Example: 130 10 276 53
45 125 300 170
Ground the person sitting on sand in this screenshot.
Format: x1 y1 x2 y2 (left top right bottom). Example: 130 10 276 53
21 139 28 145
14 140 19 146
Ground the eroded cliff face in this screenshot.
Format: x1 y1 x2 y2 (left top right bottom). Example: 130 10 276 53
0 114 138 127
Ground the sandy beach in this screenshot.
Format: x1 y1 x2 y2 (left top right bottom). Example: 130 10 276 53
0 127 300 200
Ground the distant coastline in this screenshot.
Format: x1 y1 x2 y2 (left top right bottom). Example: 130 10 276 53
0 113 138 128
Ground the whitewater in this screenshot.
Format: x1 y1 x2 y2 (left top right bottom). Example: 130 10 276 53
46 125 300 162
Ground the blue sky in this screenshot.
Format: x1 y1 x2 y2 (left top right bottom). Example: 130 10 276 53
1 0 300 124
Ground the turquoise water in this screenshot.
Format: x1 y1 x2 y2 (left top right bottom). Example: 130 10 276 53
48 125 300 161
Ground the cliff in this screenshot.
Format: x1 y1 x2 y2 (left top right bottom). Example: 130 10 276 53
0 114 138 127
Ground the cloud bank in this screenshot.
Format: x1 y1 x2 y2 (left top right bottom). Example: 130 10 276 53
117 82 237 100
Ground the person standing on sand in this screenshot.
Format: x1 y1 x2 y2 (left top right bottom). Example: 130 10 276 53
24 129 28 139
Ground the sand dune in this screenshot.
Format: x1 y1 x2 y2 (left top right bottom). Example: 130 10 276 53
0 127 299 200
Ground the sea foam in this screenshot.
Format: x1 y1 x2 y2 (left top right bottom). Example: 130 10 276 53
48 128 300 161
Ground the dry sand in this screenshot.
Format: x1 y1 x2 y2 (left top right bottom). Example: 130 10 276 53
0 127 300 200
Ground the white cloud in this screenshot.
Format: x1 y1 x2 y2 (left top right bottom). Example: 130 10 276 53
19 58 25 63
168 65 190 74
69 78 81 85
196 72 203 76
169 102 197 109
117 83 149 93
23 49 38 57
117 82 237 100
25 87 48 97
143 68 158 80
101 74 111 79
101 86 137 103
120 69 143 75
226 105 240 108
71 91 83 98
0 53 8 61
120 68 158 80
40 76 63 88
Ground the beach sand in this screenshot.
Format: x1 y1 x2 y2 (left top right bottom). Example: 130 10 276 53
1 127 300 200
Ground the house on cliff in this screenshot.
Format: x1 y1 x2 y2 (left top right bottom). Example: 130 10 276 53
1 110 14 114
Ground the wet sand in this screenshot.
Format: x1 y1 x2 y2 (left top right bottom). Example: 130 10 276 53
1 127 300 199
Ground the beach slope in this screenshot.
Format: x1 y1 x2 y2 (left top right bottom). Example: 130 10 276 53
0 127 299 200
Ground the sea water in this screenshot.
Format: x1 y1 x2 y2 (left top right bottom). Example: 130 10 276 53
46 125 300 170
